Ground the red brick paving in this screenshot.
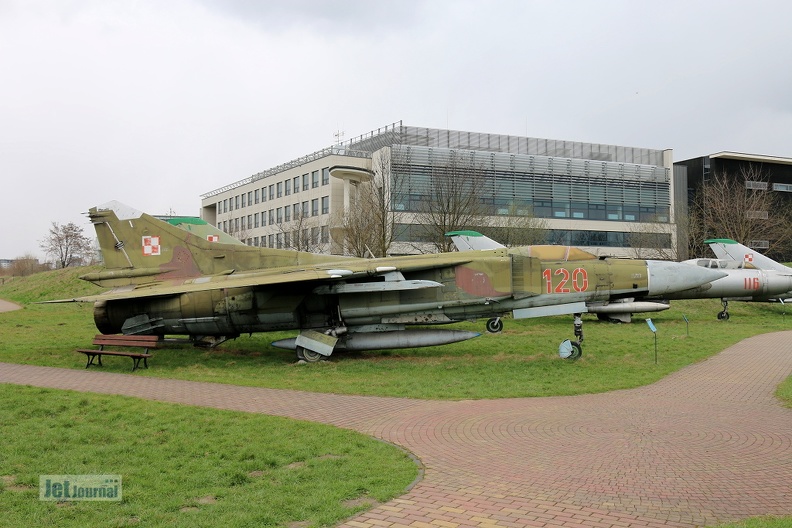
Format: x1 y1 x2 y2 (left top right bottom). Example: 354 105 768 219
1 332 791 527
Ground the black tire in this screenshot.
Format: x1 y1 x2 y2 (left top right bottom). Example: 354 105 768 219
485 317 503 333
717 311 730 321
568 342 583 360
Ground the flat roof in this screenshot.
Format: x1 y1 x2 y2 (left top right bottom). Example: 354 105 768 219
708 151 792 166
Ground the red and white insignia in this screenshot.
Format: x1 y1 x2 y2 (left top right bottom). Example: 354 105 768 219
142 236 161 256
744 253 753 262
207 235 219 243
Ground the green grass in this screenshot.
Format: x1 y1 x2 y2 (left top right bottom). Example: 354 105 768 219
1 267 792 402
1 267 791 526
0 384 417 528
717 517 792 528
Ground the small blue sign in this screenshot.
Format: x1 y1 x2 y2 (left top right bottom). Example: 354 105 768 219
682 315 689 324
645 318 657 333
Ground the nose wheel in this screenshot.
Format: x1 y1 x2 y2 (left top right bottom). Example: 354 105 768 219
558 313 584 360
717 299 730 320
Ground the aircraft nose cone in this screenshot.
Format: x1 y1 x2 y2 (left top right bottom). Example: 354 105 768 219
646 260 727 296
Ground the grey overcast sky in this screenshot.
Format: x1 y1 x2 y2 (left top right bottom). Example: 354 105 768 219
2 0 791 260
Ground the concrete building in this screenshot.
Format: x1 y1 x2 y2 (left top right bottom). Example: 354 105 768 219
200 122 675 257
674 151 792 260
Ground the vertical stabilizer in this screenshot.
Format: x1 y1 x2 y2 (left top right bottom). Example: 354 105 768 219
706 239 792 273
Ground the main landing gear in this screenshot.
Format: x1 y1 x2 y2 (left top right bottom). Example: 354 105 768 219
717 299 730 321
485 317 503 333
296 346 326 363
558 313 583 361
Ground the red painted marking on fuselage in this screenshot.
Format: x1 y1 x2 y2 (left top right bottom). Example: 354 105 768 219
455 265 508 298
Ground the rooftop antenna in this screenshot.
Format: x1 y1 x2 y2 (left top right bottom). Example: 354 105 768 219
334 128 345 146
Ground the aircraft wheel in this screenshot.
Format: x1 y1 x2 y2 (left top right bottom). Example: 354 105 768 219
296 346 326 363
558 340 582 360
485 317 503 333
717 311 730 321
568 342 582 360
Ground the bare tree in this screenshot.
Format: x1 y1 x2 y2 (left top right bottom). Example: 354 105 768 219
39 222 93 268
479 204 549 247
227 216 251 244
275 208 326 253
339 152 405 257
8 253 50 276
625 223 677 260
689 166 792 259
411 150 492 253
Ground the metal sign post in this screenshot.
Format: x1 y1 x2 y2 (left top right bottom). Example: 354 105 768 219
646 318 657 364
682 315 689 337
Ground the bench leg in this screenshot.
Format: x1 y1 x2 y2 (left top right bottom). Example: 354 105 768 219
131 356 148 371
85 353 101 369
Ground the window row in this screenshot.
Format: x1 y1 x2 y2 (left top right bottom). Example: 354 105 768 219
394 196 670 223
241 226 330 249
217 197 330 232
216 168 330 214
394 224 671 249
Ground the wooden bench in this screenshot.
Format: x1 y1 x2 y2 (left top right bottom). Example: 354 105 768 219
76 334 160 371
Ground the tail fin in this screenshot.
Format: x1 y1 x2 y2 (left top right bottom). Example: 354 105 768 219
446 230 505 251
83 200 348 288
706 238 792 273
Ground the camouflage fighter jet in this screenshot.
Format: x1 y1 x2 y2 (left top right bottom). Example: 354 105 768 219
448 231 792 322
51 202 726 361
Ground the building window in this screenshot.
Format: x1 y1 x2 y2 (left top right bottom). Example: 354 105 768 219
773 183 792 192
312 170 319 188
261 187 267 202
241 193 246 208
321 196 329 215
746 210 769 219
269 185 275 201
321 225 329 243
322 167 330 186
293 176 300 194
254 189 260 204
235 196 240 209
284 206 291 222
303 174 309 191
248 191 253 205
311 198 319 216
284 179 291 196
277 182 282 198
268 234 274 248
302 201 309 217
254 213 259 228
276 207 283 223
269 210 275 224
746 181 768 190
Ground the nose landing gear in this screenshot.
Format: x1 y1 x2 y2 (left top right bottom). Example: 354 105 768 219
559 313 583 360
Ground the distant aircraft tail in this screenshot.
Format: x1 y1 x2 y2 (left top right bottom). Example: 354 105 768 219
706 238 792 274
446 230 505 251
83 200 347 288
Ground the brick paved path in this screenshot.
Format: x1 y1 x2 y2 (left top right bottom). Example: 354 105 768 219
1 332 791 527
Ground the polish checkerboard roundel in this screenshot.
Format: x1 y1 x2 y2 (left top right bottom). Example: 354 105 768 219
142 236 161 256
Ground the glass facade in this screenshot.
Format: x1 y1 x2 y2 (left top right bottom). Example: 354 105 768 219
391 145 670 223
